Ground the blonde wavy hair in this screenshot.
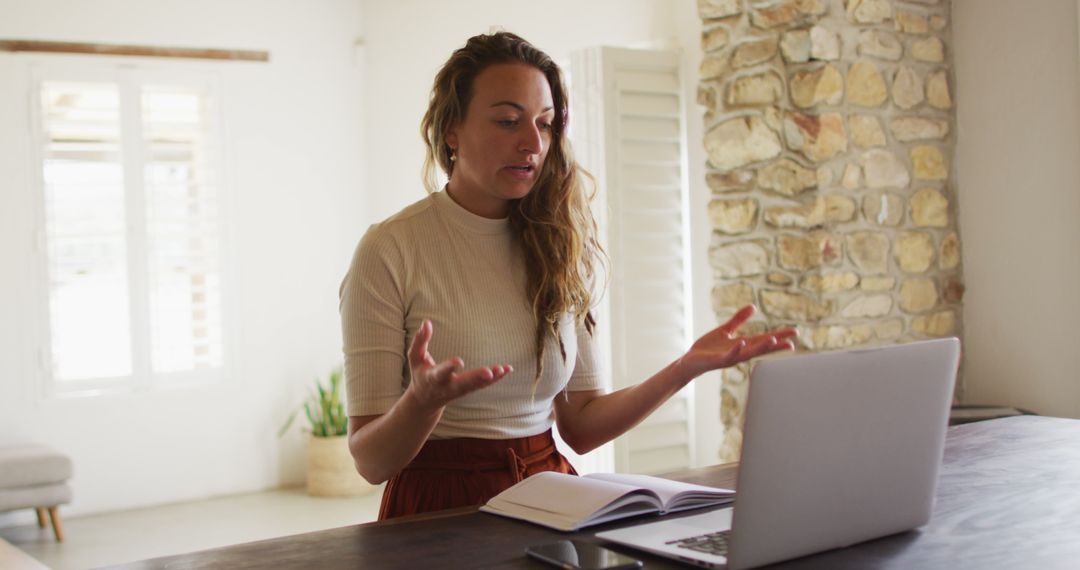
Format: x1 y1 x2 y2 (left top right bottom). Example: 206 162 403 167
420 31 605 385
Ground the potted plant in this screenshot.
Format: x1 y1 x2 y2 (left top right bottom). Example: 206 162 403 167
280 367 374 496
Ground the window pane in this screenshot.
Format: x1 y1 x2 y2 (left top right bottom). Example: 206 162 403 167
40 81 133 381
142 85 223 373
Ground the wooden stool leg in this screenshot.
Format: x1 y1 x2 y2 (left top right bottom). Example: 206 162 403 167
35 508 47 528
47 506 65 542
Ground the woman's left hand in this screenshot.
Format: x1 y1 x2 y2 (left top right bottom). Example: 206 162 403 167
677 304 797 380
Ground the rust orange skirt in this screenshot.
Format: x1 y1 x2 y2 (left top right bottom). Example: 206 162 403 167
378 429 577 520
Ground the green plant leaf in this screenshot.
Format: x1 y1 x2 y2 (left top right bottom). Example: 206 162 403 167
277 407 300 438
303 402 320 437
284 365 350 438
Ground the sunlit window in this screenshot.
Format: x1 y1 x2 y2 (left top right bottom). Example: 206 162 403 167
37 70 224 391
142 86 223 374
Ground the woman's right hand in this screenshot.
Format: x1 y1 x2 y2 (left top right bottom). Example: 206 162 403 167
404 319 511 412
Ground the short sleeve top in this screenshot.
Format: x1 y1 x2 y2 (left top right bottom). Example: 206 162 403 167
339 191 603 439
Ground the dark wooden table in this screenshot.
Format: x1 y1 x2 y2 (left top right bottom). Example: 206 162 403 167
112 416 1080 569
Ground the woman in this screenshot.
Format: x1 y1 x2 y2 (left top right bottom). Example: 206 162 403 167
339 31 796 520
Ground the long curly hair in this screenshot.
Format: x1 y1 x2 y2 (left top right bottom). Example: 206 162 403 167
420 31 604 387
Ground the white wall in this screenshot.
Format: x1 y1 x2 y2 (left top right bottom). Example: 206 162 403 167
953 0 1080 418
0 0 366 525
359 0 685 224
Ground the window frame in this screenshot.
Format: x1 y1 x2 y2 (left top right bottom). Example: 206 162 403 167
26 56 234 399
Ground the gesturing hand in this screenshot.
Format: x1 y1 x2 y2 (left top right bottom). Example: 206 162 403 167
405 319 512 412
678 305 797 380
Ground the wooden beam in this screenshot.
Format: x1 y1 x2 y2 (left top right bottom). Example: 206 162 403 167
0 39 269 62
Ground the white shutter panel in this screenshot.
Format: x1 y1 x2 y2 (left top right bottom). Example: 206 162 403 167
141 84 224 374
39 80 135 381
572 48 694 475
34 67 225 392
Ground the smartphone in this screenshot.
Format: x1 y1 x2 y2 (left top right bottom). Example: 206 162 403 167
525 540 643 570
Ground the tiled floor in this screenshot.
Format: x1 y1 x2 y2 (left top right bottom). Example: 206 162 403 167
0 486 384 569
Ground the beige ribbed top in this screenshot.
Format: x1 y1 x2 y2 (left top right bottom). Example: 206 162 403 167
339 191 602 439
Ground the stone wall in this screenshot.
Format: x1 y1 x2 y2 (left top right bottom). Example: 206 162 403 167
696 0 963 461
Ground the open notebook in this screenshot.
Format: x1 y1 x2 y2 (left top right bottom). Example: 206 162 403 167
480 471 734 532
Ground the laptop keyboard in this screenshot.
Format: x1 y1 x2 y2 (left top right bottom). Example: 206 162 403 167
666 530 731 556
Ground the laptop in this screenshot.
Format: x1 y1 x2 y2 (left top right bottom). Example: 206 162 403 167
596 338 960 569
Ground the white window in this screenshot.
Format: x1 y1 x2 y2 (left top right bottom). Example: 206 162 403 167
32 64 226 395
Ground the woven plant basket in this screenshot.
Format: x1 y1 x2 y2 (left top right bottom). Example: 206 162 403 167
306 434 375 497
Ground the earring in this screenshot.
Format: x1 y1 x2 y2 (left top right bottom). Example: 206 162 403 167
449 147 457 162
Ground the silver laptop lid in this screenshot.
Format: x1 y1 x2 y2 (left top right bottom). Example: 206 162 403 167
728 338 959 570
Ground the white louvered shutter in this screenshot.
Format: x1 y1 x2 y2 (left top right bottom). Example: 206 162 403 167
141 83 224 374
34 67 224 391
38 80 134 381
571 47 694 475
